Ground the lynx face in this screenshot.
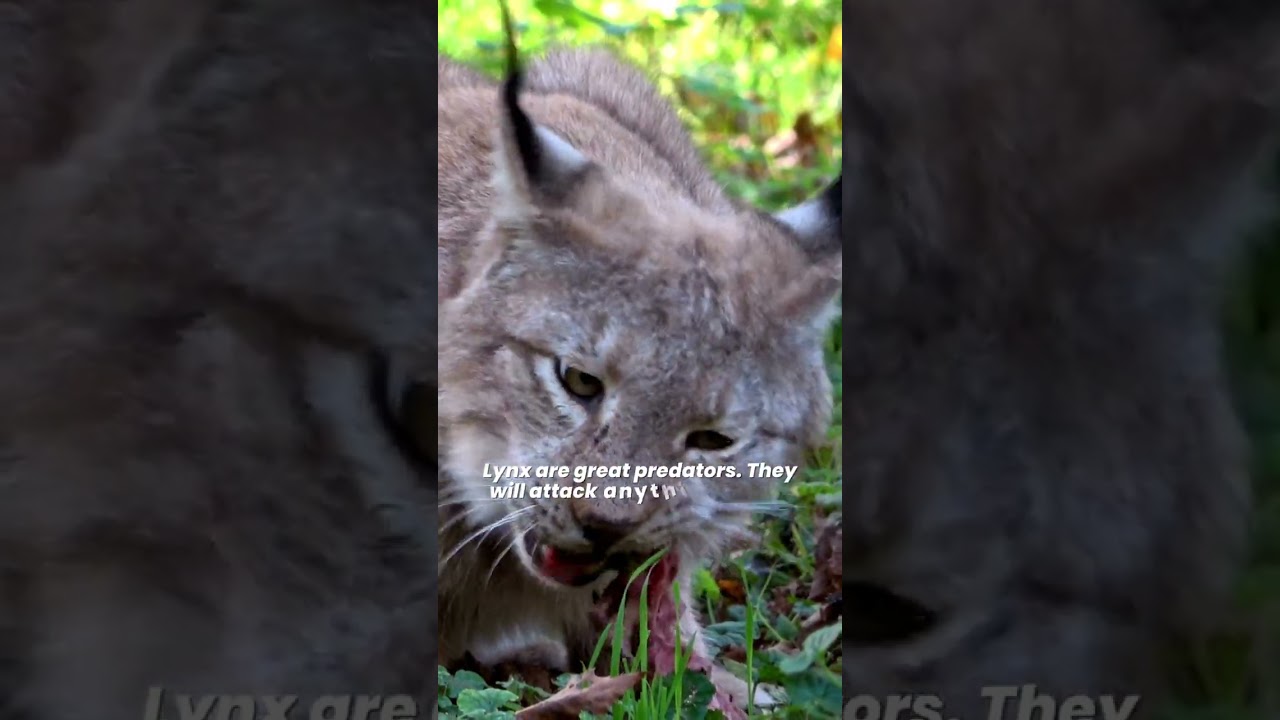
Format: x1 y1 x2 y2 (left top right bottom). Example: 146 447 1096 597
441 191 838 588
437 59 842 593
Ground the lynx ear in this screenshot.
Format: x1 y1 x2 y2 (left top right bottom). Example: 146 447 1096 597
773 176 843 333
774 175 843 264
778 268 841 336
491 2 591 224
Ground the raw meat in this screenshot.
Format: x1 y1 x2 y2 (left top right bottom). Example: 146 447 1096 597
599 553 748 720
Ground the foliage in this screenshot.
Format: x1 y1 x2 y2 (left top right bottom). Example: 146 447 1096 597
438 0 843 210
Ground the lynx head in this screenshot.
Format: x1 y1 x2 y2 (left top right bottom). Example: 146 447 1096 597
437 50 842 589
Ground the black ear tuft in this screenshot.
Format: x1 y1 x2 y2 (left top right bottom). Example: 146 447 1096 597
498 0 540 182
486 3 591 217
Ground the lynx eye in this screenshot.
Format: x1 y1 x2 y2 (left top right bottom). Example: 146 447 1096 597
685 429 735 452
555 359 604 400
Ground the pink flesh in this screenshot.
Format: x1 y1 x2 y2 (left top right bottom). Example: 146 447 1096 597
633 555 748 720
537 551 747 718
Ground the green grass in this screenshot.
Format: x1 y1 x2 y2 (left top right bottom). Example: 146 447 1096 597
438 1 1280 718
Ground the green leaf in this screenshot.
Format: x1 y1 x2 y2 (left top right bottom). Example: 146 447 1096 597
455 688 519 716
701 620 748 656
776 651 814 675
695 567 722 603
781 672 843 716
801 621 842 657
448 669 490 697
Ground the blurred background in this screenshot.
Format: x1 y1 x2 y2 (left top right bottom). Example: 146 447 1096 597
438 1 1279 718
1210 160 1280 720
439 2 845 717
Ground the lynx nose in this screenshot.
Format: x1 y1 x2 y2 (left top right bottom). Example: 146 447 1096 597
570 494 660 554
573 499 645 548
573 508 640 553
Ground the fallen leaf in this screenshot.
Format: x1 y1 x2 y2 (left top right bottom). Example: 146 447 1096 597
808 512 843 601
514 671 641 719
716 577 748 604
770 579 802 618
764 111 822 170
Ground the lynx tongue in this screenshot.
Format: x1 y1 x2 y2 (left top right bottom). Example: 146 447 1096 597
534 545 605 586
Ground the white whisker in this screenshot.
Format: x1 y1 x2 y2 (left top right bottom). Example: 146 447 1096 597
712 500 794 518
484 522 532 590
440 505 533 568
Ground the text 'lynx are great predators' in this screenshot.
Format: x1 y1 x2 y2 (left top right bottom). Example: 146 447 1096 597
484 462 800 504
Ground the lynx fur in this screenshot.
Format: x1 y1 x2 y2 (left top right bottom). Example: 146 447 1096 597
435 35 842 702
0 2 440 719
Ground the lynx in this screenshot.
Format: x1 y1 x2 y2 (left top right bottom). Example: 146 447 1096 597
0 1 440 719
435 32 842 708
836 0 1280 717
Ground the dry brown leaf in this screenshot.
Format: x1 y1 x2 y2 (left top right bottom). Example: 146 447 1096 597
514 671 641 719
716 577 748 604
808 512 843 601
764 111 824 170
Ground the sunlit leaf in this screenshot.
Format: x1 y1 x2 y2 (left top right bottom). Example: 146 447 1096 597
825 23 841 62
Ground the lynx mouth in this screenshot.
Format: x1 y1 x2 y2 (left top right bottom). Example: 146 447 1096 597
523 535 609 587
522 534 655 591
